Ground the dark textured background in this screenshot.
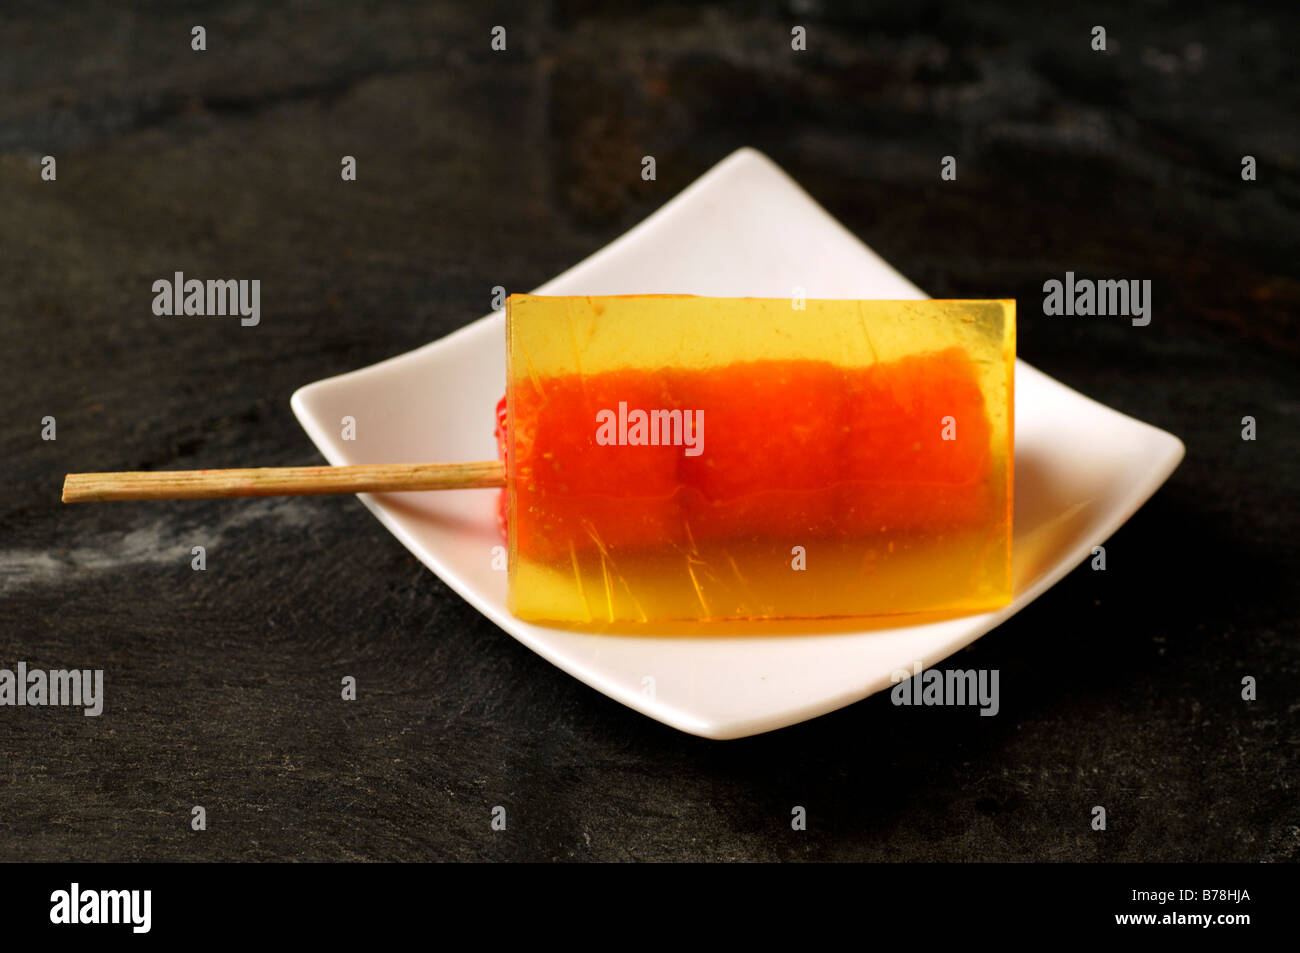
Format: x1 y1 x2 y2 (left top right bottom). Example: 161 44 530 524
2 1 1296 861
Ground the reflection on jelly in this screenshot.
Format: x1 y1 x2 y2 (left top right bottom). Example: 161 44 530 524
503 294 1014 624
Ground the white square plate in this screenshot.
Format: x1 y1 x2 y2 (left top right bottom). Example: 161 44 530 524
292 148 1184 739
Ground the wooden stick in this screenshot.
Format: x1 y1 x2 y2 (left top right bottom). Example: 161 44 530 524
62 461 506 503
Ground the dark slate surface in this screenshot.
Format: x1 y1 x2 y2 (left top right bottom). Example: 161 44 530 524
2 1 1296 862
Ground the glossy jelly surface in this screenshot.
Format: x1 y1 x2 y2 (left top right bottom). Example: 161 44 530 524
504 294 1014 624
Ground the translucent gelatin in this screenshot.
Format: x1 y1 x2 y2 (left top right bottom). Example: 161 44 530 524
503 294 1014 624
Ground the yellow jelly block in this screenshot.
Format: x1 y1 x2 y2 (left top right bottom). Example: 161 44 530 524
504 294 1014 625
